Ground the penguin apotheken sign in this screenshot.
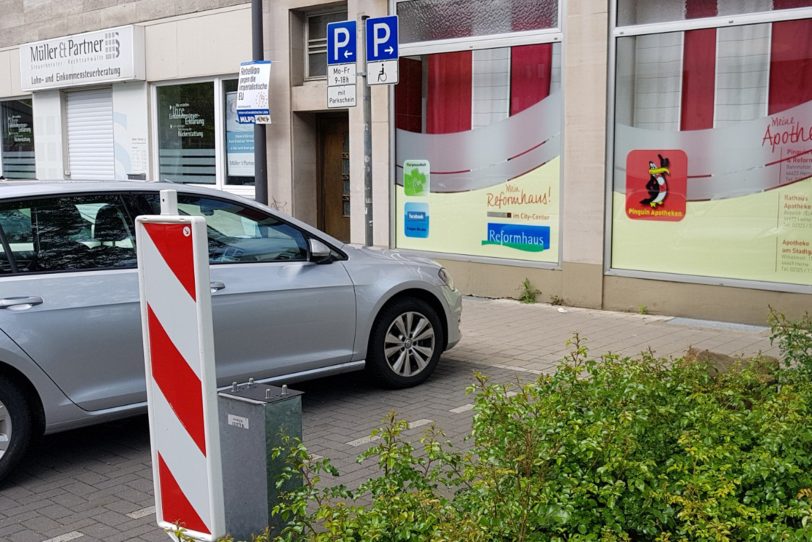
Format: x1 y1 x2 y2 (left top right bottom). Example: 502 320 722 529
625 149 687 221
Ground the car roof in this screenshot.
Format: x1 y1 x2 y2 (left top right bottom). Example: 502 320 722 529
0 179 220 198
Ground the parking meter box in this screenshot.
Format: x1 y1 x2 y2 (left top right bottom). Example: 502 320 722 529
218 383 303 540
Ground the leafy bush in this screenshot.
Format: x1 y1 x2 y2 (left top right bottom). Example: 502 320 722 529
202 313 812 542
769 309 812 375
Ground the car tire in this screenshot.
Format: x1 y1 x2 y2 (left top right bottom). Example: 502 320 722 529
0 376 33 484
367 298 444 388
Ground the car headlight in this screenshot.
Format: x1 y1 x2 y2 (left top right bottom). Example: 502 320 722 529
438 267 455 290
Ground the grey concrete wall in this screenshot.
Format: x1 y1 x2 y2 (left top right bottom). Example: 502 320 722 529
0 0 249 48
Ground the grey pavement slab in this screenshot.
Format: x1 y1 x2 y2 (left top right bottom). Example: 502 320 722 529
0 296 780 541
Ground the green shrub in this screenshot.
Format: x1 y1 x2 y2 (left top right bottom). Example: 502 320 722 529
256 315 812 541
769 309 812 375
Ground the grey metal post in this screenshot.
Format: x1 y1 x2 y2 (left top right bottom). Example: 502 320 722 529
252 0 268 205
362 15 373 246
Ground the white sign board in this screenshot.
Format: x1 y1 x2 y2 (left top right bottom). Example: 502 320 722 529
367 60 399 85
19 25 145 91
327 64 357 109
328 64 357 87
328 85 357 108
236 60 272 124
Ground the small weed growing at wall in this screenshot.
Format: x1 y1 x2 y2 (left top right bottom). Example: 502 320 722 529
518 278 541 304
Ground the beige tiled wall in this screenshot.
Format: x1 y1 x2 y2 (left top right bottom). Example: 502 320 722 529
0 0 248 49
267 0 390 243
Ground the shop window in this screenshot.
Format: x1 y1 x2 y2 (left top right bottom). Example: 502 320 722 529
611 18 812 286
394 44 562 263
397 0 558 44
223 79 255 186
156 82 216 184
0 99 35 180
306 10 349 79
617 0 812 27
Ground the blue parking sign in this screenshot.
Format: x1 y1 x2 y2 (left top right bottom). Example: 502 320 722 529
365 16 398 62
327 20 357 65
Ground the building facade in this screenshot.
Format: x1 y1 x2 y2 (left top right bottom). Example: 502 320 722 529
1 0 810 324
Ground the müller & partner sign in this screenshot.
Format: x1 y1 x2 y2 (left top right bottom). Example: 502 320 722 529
19 26 145 91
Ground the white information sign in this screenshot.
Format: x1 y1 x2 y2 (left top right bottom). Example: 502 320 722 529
236 60 272 125
327 64 357 108
328 85 357 109
328 64 357 87
367 60 399 86
19 25 145 91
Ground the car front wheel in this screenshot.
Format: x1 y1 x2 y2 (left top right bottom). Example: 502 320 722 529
367 298 444 388
0 376 34 484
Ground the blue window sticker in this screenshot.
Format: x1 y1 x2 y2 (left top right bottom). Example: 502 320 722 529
482 223 550 252
404 202 429 238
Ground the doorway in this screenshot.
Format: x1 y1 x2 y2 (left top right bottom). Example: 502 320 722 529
317 113 350 242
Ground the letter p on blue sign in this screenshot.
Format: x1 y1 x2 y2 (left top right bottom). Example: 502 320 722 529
327 20 357 65
365 15 398 62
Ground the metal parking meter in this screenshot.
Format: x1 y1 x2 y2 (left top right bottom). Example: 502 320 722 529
218 382 303 540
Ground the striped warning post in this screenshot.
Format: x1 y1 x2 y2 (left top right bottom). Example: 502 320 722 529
136 214 224 541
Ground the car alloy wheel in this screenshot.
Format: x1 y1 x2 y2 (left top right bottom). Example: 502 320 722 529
384 311 436 377
0 399 10 462
367 298 444 388
0 377 34 483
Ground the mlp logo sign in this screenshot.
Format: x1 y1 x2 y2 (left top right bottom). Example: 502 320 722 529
626 150 687 221
482 223 550 252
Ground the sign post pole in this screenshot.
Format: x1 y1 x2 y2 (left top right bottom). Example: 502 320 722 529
362 14 399 246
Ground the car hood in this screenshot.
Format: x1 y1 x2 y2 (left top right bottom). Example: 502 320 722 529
342 244 442 268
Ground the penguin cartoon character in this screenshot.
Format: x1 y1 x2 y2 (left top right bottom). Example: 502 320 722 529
641 154 670 208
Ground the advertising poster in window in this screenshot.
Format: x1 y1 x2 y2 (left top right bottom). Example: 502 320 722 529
1 100 35 180
225 91 254 177
611 26 812 287
394 46 561 263
156 83 215 184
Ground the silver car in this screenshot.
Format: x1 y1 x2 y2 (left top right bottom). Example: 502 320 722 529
0 181 461 481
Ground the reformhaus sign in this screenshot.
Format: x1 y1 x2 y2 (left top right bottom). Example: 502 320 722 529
19 25 145 91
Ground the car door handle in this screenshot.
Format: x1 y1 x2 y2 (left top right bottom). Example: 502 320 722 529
210 281 226 294
0 296 44 310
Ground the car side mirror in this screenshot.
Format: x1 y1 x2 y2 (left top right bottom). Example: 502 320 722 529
308 238 333 264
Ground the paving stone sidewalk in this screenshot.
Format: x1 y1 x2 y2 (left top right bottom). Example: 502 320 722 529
0 296 780 542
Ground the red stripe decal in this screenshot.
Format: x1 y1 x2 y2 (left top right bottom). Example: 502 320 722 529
148 305 207 456
144 223 197 301
158 453 210 535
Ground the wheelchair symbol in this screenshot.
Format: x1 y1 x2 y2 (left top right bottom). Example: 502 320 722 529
377 64 387 82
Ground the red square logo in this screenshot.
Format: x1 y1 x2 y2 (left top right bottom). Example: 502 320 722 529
626 150 687 221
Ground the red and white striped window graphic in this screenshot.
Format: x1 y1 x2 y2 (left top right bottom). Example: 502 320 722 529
136 215 225 541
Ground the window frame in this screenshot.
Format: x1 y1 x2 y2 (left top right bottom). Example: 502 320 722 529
604 2 812 294
305 8 350 81
176 193 311 265
395 0 562 56
132 190 349 265
388 0 565 270
0 191 141 276
150 77 256 201
0 96 36 181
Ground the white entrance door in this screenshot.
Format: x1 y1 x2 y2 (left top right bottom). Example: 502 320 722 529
66 88 114 180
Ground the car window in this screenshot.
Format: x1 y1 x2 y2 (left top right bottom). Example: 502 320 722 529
0 195 136 274
177 195 309 264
